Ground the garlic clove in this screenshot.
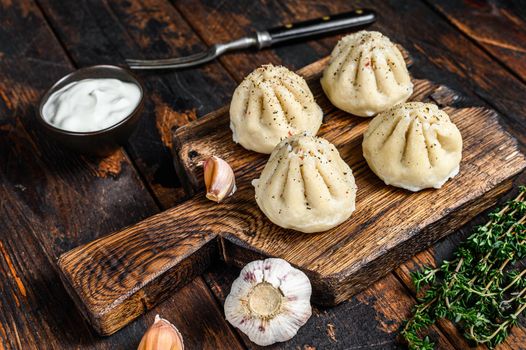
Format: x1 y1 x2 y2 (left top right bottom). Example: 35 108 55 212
137 315 184 350
224 258 312 346
203 156 236 203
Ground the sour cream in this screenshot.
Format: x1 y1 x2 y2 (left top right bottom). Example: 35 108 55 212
42 78 141 132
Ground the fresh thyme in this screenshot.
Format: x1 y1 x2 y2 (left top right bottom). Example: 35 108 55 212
401 186 526 349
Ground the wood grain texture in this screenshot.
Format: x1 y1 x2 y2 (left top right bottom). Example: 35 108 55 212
59 56 525 334
33 0 245 346
58 210 219 335
395 234 526 350
11 0 420 347
173 60 526 305
0 0 243 348
2 0 526 348
204 263 456 350
175 0 526 147
427 0 526 82
36 0 237 208
173 2 526 347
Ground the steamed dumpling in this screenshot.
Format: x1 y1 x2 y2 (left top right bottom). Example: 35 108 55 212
321 31 413 117
253 133 357 233
230 64 323 154
362 102 462 192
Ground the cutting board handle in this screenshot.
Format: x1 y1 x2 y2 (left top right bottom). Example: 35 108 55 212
57 207 219 336
57 56 526 338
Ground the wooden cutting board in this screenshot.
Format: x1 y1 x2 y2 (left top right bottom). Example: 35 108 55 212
57 56 526 336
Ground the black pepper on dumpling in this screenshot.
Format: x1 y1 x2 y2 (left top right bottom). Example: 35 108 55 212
230 64 323 154
362 102 462 191
321 31 413 117
252 133 356 233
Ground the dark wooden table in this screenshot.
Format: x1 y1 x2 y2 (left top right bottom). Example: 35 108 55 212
1 0 525 349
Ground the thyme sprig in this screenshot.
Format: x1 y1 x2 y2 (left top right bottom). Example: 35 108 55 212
401 186 526 349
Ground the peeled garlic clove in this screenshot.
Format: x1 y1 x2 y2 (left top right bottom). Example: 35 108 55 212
137 315 184 350
224 258 312 346
203 156 236 203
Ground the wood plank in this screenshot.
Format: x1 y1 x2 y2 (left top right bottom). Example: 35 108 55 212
393 177 526 350
37 0 404 346
35 0 396 344
175 0 526 147
395 240 526 350
47 0 524 344
204 263 455 349
176 2 526 348
26 0 526 348
426 0 526 82
37 1 424 347
0 0 243 348
36 0 238 208
174 0 336 82
58 58 525 334
58 210 220 335
172 64 525 302
172 3 457 348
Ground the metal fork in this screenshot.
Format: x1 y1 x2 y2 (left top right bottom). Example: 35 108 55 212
126 9 376 70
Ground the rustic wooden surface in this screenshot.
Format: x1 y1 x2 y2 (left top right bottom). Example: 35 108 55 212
57 60 525 335
1 0 525 349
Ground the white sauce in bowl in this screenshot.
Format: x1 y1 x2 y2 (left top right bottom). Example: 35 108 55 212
42 78 141 132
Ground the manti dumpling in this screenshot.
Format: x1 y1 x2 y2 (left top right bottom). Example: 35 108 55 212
230 64 323 154
321 31 413 117
252 133 357 233
362 102 462 192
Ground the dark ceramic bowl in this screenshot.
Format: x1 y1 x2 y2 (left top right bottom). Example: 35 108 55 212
38 65 145 157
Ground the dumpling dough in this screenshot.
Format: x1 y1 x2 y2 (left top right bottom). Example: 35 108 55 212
362 102 462 192
321 30 413 117
230 64 323 154
253 133 357 233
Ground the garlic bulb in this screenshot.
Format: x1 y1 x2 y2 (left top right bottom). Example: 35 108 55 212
137 315 184 350
203 156 236 202
224 258 312 346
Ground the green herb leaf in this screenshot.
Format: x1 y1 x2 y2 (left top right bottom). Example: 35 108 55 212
401 187 526 349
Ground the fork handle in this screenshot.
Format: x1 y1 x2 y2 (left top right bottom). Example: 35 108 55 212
258 9 376 48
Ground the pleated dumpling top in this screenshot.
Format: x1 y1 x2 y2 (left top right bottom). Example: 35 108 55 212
363 102 462 192
230 64 323 154
253 133 357 233
321 31 413 117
